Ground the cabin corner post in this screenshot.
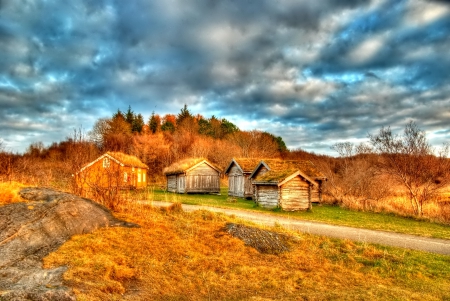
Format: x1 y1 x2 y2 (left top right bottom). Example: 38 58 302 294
318 181 323 204
278 186 282 209
308 183 313 211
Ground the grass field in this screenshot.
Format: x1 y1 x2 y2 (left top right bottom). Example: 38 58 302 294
43 203 450 301
129 187 450 240
2 182 450 300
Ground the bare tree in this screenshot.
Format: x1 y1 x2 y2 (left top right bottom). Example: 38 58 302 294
326 142 389 210
369 121 450 216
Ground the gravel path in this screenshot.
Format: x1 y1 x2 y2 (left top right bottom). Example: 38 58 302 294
150 201 450 255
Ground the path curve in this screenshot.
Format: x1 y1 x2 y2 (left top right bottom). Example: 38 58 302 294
149 201 450 255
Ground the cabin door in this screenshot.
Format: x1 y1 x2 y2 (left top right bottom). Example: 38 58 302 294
178 175 185 193
234 176 240 195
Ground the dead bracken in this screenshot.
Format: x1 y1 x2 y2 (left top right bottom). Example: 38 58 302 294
224 222 293 254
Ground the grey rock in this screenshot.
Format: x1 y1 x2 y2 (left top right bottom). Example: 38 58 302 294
0 187 139 301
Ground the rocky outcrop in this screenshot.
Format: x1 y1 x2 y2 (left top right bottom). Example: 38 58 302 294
225 223 293 254
0 187 139 301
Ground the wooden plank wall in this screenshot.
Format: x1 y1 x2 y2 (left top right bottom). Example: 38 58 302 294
280 176 310 211
253 165 269 179
228 165 244 197
243 174 253 198
255 185 279 208
178 174 186 193
186 162 220 193
311 186 320 203
167 175 177 192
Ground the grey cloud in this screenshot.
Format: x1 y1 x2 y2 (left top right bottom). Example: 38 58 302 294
0 0 449 154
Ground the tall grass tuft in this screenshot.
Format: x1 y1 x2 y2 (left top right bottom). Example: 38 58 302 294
0 181 26 205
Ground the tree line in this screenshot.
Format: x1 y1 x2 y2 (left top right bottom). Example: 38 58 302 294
1 109 449 222
0 105 286 184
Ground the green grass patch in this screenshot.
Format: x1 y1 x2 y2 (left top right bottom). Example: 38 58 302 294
130 186 450 240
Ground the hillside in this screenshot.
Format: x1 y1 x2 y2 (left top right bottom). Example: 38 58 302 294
1 184 450 300
43 202 450 301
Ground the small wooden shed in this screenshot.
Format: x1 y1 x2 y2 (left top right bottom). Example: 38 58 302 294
164 158 221 194
249 159 326 211
224 158 260 198
76 152 149 193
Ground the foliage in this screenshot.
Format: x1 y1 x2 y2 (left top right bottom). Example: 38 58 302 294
0 181 25 205
325 142 390 210
4 106 450 223
369 121 450 216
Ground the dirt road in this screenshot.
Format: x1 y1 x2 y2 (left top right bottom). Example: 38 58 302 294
150 201 450 255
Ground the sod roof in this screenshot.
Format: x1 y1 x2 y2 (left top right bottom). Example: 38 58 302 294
252 159 326 184
79 152 148 173
106 152 148 169
224 158 261 174
163 158 221 175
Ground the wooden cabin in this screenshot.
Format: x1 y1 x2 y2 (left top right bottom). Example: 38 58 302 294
164 158 221 194
76 152 148 195
224 158 260 198
249 159 326 211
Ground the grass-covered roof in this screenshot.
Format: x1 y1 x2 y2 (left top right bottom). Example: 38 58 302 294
106 152 148 169
253 159 326 184
163 158 220 175
225 158 261 174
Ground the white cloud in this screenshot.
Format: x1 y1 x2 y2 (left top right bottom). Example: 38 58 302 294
404 0 450 27
348 34 386 64
296 78 337 102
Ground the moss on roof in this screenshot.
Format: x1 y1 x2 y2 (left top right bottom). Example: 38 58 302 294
253 159 326 184
106 152 148 169
164 158 220 175
229 158 261 173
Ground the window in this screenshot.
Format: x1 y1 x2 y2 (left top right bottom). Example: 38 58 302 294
143 173 146 182
103 158 110 168
124 172 128 183
138 173 141 183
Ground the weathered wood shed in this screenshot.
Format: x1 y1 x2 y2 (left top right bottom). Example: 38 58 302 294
249 159 326 211
224 158 260 198
76 152 149 195
164 158 221 194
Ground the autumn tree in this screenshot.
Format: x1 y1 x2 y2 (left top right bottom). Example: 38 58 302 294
26 141 45 157
326 142 389 210
176 104 198 135
90 113 132 152
369 121 450 216
89 118 110 148
229 130 280 158
0 141 14 182
161 114 176 133
131 133 172 183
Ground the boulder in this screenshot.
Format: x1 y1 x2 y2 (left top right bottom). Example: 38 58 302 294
225 223 293 254
0 187 139 301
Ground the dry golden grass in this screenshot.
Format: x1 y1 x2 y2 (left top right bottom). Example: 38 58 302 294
0 181 26 205
43 202 450 301
326 186 450 224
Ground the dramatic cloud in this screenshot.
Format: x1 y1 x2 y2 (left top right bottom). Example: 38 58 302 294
1 0 449 155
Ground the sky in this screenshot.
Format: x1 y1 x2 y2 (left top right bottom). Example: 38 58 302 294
1 0 449 155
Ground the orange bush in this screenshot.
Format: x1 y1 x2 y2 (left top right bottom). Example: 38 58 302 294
0 181 26 205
